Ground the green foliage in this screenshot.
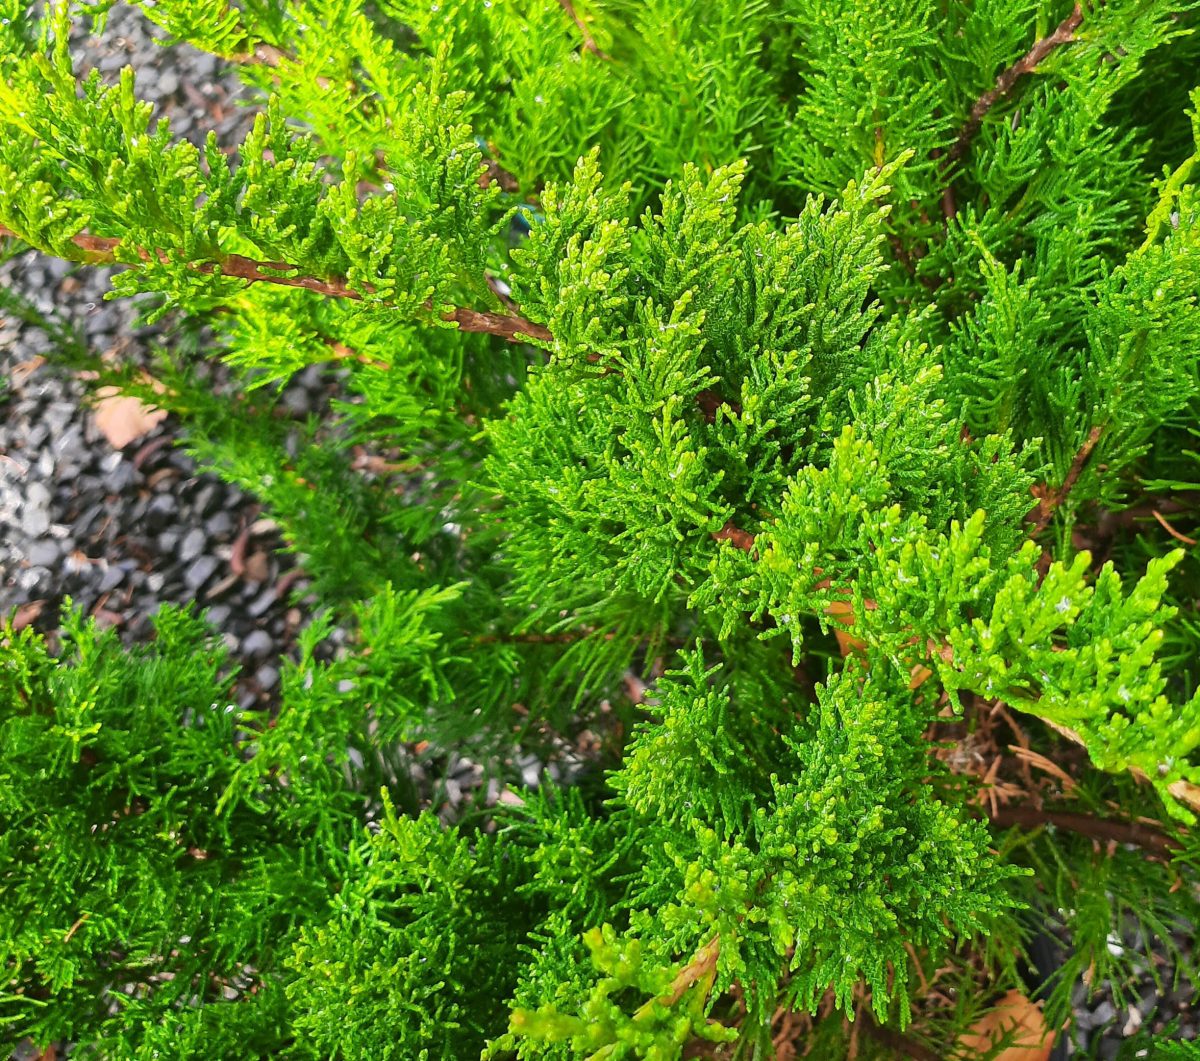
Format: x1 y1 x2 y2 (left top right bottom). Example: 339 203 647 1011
0 605 334 1054
3 0 1200 1057
287 800 531 1059
757 671 1019 1022
500 926 737 1059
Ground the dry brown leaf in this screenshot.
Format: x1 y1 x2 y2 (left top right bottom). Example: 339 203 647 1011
10 599 45 632
957 989 1054 1061
10 355 45 387
242 550 270 583
1009 745 1077 791
92 386 167 449
826 598 866 656
1167 778 1200 815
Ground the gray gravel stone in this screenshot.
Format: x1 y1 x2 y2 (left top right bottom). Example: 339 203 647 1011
241 630 274 658
97 565 126 593
205 511 235 537
179 527 206 562
21 508 51 539
25 539 61 567
192 483 218 515
21 483 52 538
17 566 52 591
247 587 277 618
103 461 136 493
145 493 178 528
190 53 218 79
183 555 218 590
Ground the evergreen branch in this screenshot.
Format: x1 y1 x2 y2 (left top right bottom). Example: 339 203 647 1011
986 804 1181 859
583 935 721 1060
638 933 721 1017
1043 718 1200 818
1028 424 1104 535
558 0 611 60
0 224 552 342
944 3 1084 167
713 508 1200 819
862 1019 941 1061
221 17 528 194
233 41 289 66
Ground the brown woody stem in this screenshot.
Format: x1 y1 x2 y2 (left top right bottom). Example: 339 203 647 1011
1028 423 1104 535
942 4 1084 217
0 224 551 343
558 0 611 60
986 804 1181 859
635 934 721 1020
946 4 1083 167
713 520 757 553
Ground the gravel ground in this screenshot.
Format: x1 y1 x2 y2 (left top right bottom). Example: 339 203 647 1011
0 4 305 707
0 4 1195 1059
1064 921 1198 1058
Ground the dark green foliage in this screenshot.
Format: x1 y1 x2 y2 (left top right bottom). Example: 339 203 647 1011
3 0 1200 1057
0 606 332 1054
287 803 531 1059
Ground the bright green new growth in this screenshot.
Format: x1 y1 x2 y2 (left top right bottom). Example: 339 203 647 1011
3 0 1200 1057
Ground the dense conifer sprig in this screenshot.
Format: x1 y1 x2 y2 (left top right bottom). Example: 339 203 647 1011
2 0 1200 1057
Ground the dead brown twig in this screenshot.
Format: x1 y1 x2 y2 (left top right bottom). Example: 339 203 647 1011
622 934 721 1033
1152 508 1197 546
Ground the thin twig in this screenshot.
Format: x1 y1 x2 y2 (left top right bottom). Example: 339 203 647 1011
1028 424 1103 535
557 0 611 60
861 1019 941 1061
232 41 289 67
945 4 1084 168
635 934 721 1019
1152 508 1197 546
986 804 1182 860
62 914 89 943
940 3 1084 219
0 225 551 343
